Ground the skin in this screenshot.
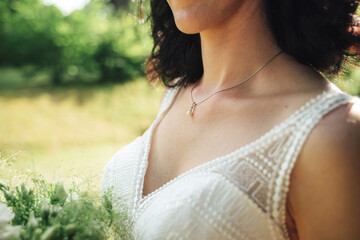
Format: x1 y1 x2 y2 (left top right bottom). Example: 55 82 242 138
142 0 360 239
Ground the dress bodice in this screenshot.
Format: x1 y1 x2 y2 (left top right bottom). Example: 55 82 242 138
100 85 358 240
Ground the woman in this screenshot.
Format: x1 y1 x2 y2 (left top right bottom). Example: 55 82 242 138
101 0 360 239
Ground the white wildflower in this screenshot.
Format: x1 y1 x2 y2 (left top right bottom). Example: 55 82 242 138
0 204 14 228
0 203 21 240
0 225 22 240
65 192 80 203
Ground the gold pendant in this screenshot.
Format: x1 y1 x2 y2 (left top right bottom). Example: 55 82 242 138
187 102 197 116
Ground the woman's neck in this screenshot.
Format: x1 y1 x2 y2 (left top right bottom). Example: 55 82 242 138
198 0 281 94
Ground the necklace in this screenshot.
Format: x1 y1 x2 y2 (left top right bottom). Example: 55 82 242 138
187 50 283 116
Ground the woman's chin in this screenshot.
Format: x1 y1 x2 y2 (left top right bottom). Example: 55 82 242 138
173 18 203 34
176 25 200 34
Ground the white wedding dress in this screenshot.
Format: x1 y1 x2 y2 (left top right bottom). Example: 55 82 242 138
100 84 358 240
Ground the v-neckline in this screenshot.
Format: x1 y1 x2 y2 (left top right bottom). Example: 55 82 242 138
136 85 332 207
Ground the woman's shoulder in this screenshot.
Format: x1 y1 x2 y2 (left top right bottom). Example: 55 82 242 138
298 94 360 176
297 89 360 170
288 92 360 239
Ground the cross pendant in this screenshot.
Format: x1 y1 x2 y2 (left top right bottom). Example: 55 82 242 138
186 102 197 116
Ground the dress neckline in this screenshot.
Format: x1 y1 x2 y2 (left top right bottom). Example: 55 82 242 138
135 85 336 207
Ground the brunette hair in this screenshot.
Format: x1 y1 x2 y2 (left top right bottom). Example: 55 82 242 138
145 0 360 87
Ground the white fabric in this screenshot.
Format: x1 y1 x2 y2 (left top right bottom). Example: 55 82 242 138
100 85 358 240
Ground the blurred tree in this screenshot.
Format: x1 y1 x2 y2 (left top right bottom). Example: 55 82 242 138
0 0 65 83
108 0 131 11
0 0 151 85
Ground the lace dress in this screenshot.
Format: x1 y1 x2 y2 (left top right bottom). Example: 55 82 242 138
100 85 358 240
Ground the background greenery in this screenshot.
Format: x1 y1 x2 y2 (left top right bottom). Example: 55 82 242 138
0 0 164 191
0 0 151 85
0 0 359 192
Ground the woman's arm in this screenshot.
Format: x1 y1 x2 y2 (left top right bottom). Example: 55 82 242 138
288 102 360 240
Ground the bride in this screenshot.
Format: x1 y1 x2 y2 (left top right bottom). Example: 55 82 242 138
101 0 360 239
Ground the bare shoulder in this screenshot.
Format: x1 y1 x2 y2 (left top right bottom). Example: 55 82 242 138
288 97 360 240
302 96 360 159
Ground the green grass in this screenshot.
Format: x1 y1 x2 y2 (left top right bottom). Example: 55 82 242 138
0 77 164 191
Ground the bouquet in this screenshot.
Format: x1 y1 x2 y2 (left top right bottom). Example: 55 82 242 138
0 180 132 240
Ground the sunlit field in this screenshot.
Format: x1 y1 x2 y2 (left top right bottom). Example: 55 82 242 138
0 76 163 191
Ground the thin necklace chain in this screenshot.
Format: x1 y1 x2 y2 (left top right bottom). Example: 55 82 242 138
191 50 282 105
187 50 283 116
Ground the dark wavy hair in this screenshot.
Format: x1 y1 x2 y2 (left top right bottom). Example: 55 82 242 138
144 0 360 88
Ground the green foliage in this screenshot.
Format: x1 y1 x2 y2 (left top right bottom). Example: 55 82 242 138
49 182 68 206
4 183 36 226
0 0 152 85
0 179 133 240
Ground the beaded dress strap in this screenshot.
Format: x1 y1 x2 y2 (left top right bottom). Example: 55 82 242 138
132 86 180 218
159 87 179 113
271 91 358 240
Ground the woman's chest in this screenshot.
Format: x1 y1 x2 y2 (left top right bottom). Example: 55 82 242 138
143 100 289 198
